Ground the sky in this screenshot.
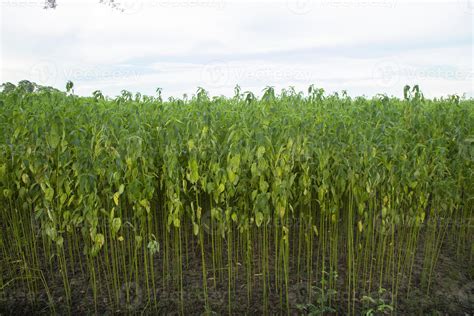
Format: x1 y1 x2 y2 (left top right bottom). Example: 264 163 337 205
0 0 472 99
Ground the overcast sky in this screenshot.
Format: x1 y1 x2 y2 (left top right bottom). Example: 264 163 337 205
1 0 472 98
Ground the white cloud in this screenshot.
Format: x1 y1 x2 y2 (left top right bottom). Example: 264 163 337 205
1 0 472 98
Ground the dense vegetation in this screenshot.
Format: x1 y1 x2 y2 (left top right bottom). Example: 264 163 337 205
0 81 472 314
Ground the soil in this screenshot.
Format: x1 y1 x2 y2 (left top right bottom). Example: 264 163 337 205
0 234 472 315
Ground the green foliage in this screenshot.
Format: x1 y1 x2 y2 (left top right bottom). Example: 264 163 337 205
0 82 472 314
297 271 338 315
361 288 394 315
66 80 74 93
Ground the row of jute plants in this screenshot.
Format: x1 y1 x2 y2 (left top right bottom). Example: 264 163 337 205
0 81 472 314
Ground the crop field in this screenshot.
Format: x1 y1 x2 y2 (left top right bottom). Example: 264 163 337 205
0 81 472 315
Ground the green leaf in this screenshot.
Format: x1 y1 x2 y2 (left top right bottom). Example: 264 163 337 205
111 218 122 236
277 204 285 218
46 126 60 149
44 187 54 202
193 223 199 236
118 184 125 194
188 159 199 184
0 164 6 179
55 235 64 247
227 169 236 184
139 199 151 213
257 146 266 159
255 212 264 227
113 192 120 206
230 154 240 169
147 240 160 255
217 183 225 194
187 139 195 151
59 193 67 206
259 177 269 192
95 233 105 248
173 217 181 228
21 173 30 184
45 225 57 240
